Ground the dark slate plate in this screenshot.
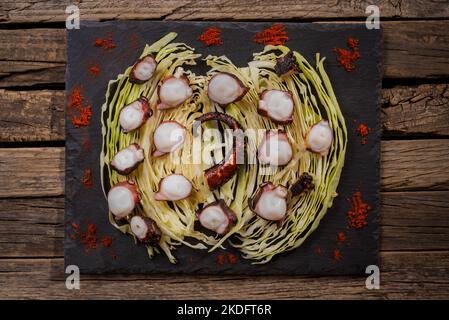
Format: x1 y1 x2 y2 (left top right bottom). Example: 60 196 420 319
65 21 381 275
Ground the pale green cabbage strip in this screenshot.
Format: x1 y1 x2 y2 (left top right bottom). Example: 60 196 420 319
100 34 347 264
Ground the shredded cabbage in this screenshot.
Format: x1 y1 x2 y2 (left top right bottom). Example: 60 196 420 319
100 34 347 264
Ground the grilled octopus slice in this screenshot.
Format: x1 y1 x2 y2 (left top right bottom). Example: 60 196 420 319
193 112 244 190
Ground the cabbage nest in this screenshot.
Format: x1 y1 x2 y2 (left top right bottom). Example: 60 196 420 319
100 33 347 264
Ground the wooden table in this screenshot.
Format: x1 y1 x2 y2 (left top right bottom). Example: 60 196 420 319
0 1 448 299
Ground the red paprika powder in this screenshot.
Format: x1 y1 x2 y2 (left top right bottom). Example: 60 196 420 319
67 87 92 128
89 65 101 76
253 23 289 46
81 168 93 188
198 27 223 46
356 123 371 145
94 33 116 51
347 191 371 229
333 36 361 72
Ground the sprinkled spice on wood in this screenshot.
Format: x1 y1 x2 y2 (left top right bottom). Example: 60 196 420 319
94 34 116 51
253 23 289 46
81 168 93 188
198 27 223 46
356 123 371 145
333 36 361 72
67 87 92 128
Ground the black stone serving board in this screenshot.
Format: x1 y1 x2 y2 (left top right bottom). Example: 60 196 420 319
65 21 381 275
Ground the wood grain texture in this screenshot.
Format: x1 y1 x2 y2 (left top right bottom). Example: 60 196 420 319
1 140 448 197
382 84 449 136
0 251 448 299
1 21 449 86
381 140 449 191
383 21 449 79
1 192 448 258
0 29 65 87
0 147 64 198
1 0 449 23
1 83 448 142
0 90 65 142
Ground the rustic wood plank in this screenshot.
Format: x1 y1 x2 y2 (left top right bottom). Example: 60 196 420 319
0 251 448 299
0 29 65 87
1 21 449 86
1 0 449 23
0 197 63 257
0 147 64 198
1 192 447 257
0 90 65 142
1 83 448 142
382 84 449 136
381 140 449 191
383 21 449 79
0 140 448 197
381 191 449 251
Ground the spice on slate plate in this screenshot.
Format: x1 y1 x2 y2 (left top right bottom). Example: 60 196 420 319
198 27 223 46
253 23 289 46
347 191 371 229
70 222 114 252
94 34 116 51
217 253 226 266
337 232 346 243
89 65 101 76
227 254 237 265
81 168 93 188
332 191 372 262
333 36 361 72
67 87 92 128
333 248 342 262
356 123 371 145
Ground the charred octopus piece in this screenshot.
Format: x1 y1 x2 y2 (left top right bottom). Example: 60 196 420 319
110 143 144 175
129 54 157 84
258 89 294 124
107 181 139 219
130 216 162 246
249 182 288 222
274 51 298 76
193 112 244 190
207 72 248 105
290 172 315 197
196 199 237 235
119 96 152 133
